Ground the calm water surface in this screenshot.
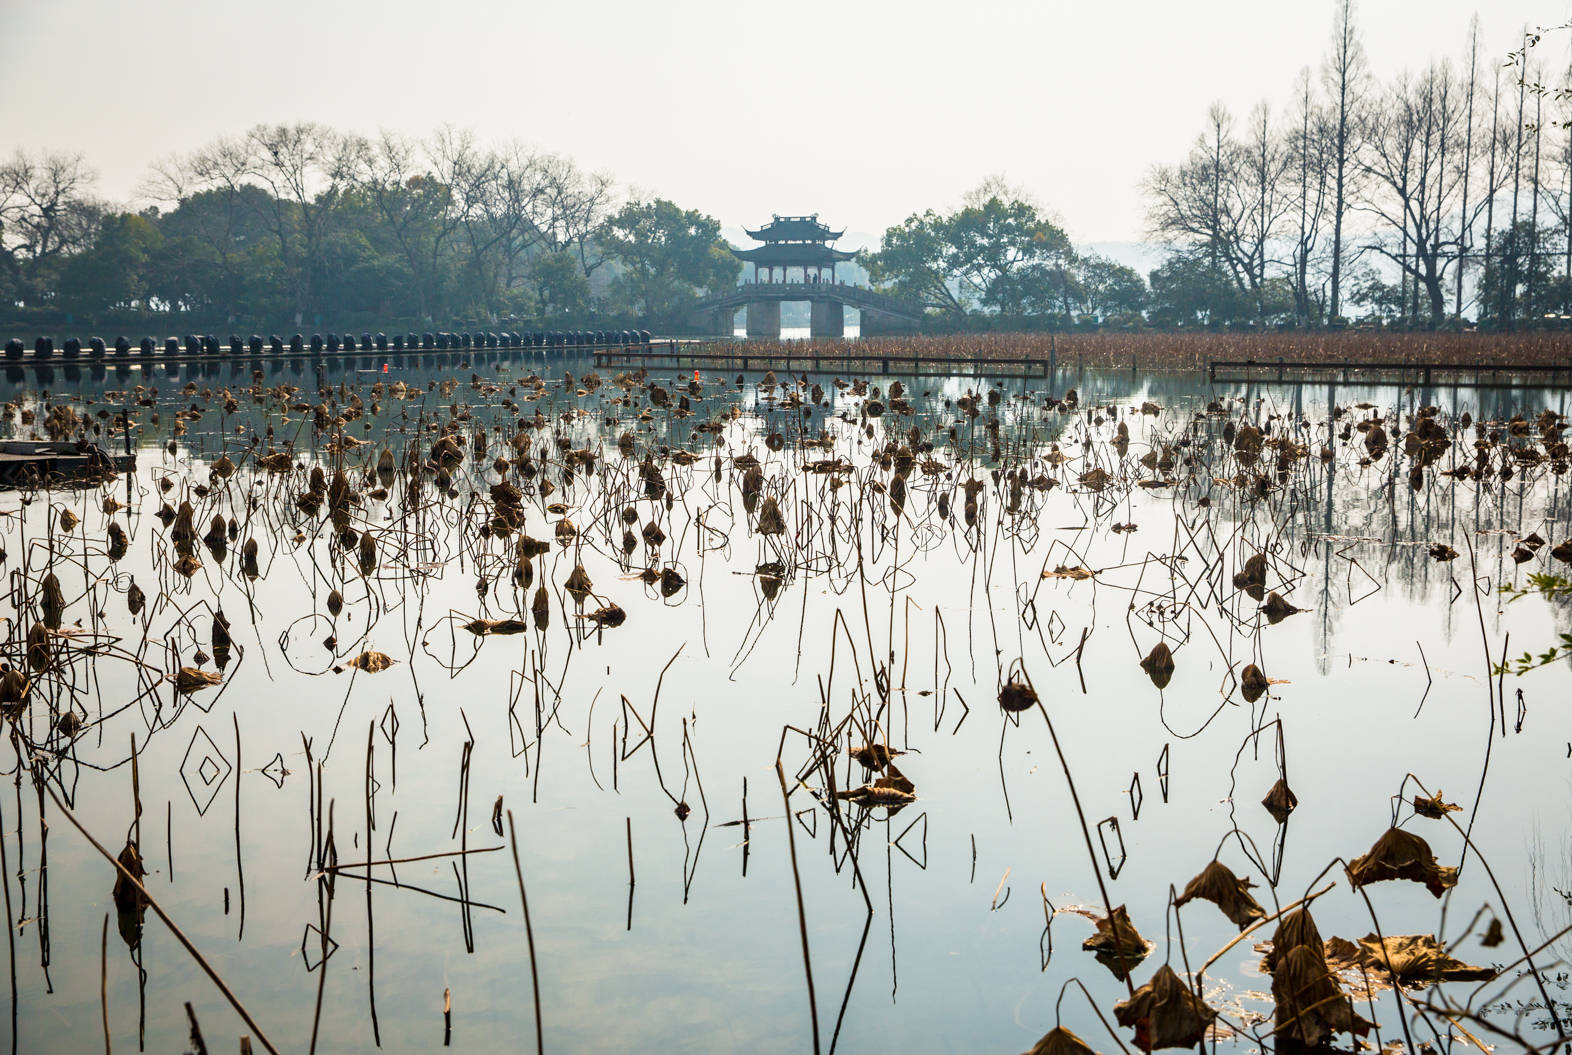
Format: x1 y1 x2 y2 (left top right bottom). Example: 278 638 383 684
2 351 1571 1053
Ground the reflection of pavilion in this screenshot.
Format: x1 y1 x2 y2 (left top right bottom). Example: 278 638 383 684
690 214 925 338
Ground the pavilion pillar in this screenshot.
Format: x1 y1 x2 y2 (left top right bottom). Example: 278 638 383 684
746 299 780 339
811 299 844 339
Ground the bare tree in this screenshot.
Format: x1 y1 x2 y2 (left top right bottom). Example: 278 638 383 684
176 123 358 321
1323 0 1368 322
1480 64 1504 321
1528 81 1545 313
1146 102 1290 323
1543 70 1572 288
1147 104 1235 275
481 143 552 308
351 130 462 321
1287 68 1331 324
1358 64 1465 326
1453 18 1481 319
531 153 616 279
1241 102 1294 312
1501 40 1531 327
0 149 103 262
424 126 510 317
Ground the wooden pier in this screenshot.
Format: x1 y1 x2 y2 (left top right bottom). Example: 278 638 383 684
594 346 1054 379
1208 358 1572 389
0 440 135 488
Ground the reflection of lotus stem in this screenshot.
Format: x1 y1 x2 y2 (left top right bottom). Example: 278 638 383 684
776 759 821 1055
1032 696 1137 997
506 811 545 1055
40 781 281 1055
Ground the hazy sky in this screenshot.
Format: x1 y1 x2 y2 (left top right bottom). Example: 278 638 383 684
2 0 1569 247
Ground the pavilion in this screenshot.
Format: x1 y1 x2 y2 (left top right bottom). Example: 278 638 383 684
731 215 857 285
725 215 857 336
688 214 922 337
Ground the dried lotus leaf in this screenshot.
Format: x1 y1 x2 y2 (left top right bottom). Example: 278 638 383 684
1174 860 1265 929
1262 778 1298 822
1140 642 1175 689
174 667 223 693
1021 1026 1098 1055
345 651 396 673
1113 964 1216 1051
1345 827 1457 898
1271 943 1373 1047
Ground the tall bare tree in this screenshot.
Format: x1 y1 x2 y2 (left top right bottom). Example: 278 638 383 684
1323 0 1368 322
1454 18 1481 319
1287 68 1331 324
488 143 552 303
1501 36 1532 327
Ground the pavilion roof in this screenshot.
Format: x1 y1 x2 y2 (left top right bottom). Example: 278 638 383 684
730 242 856 265
743 215 845 243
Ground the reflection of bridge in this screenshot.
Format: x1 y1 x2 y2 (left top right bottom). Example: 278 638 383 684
690 282 926 338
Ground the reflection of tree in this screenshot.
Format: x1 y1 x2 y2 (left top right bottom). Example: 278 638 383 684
1529 819 1572 971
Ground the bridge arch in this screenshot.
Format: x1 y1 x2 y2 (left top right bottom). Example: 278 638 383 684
691 283 925 338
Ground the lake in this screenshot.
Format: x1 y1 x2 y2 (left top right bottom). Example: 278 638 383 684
2 350 1570 1053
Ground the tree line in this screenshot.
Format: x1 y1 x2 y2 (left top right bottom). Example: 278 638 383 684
861 179 1148 329
1140 0 1572 330
0 126 735 333
861 3 1572 332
